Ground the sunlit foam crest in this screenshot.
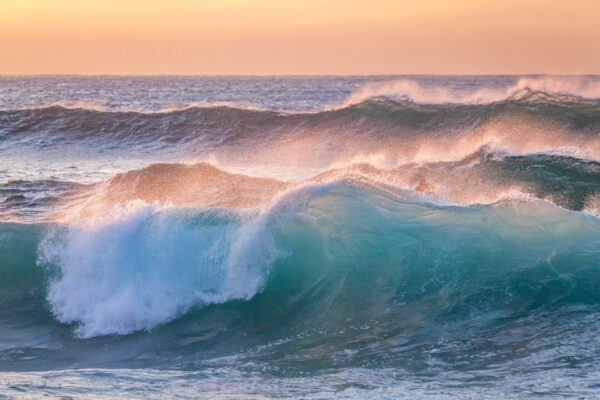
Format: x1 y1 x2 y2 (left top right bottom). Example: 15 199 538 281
335 76 600 108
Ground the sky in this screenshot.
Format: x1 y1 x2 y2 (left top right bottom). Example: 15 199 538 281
1 0 600 75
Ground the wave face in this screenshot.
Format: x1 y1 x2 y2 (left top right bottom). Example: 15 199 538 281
2 76 600 398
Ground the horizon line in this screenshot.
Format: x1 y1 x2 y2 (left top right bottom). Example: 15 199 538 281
3 73 600 78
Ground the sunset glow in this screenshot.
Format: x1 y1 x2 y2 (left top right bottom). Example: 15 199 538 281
2 0 600 74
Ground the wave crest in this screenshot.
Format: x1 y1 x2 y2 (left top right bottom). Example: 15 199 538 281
338 76 600 107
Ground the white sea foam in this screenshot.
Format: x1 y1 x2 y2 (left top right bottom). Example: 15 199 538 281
38 201 282 337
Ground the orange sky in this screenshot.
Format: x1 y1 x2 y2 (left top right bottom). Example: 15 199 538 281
1 0 600 75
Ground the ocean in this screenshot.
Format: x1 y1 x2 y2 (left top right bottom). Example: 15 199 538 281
1 75 600 398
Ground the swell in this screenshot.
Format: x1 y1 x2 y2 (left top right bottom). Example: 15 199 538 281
2 181 600 371
101 152 600 213
4 92 600 138
3 91 600 181
5 150 600 223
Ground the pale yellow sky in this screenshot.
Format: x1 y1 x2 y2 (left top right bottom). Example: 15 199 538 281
1 0 600 75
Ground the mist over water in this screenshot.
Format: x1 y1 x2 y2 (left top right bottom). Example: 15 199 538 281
1 76 600 398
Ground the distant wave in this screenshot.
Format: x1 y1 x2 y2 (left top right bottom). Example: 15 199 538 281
0 100 270 114
5 149 600 225
335 76 600 108
3 88 600 182
4 77 600 114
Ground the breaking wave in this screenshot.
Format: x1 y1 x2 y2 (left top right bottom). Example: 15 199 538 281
1 179 599 371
